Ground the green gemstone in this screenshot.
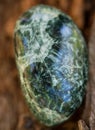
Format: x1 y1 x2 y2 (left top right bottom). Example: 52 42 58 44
14 5 88 126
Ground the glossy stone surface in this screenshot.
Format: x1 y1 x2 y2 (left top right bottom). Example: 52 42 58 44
14 5 88 126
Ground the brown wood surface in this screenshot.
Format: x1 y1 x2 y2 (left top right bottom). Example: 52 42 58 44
0 0 95 130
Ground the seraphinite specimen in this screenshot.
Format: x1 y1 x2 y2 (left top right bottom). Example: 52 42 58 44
14 5 88 126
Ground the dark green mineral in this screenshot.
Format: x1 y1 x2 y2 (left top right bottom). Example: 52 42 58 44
14 5 88 126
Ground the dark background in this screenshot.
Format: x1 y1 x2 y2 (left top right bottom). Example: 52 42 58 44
0 0 95 130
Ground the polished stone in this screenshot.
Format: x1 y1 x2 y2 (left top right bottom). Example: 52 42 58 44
14 5 88 126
